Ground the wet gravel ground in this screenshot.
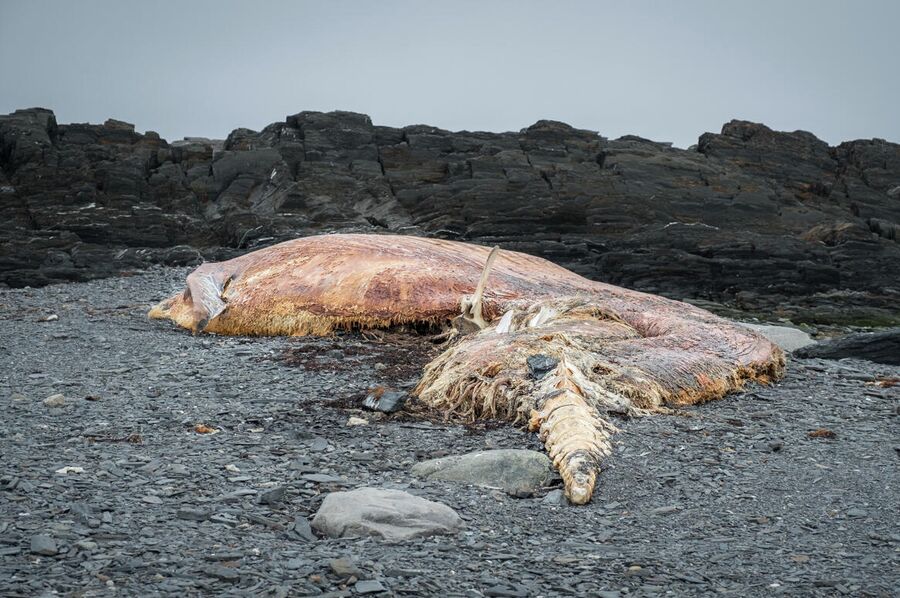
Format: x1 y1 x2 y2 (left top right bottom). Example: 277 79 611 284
1 267 898 598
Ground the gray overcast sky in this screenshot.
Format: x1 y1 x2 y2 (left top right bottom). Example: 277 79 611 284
1 0 898 148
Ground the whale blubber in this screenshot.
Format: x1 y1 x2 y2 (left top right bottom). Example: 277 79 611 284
150 233 784 504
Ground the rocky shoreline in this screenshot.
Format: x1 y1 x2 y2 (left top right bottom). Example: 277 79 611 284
1 268 897 597
2 108 899 327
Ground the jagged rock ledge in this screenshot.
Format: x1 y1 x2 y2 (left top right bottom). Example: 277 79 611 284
1 108 898 326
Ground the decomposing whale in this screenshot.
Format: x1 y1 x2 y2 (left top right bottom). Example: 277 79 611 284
150 233 784 504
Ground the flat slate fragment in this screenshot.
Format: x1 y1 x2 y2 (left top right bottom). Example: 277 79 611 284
202 564 240 582
30 534 58 556
354 580 386 594
176 508 210 521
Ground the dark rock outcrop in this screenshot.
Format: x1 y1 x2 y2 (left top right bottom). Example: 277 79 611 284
1 108 898 325
794 328 900 365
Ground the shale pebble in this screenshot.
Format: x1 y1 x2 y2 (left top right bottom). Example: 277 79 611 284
176 508 210 521
354 579 386 594
541 489 567 506
330 557 366 579
259 486 287 504
30 535 58 556
42 393 66 407
203 564 240 582
290 516 317 542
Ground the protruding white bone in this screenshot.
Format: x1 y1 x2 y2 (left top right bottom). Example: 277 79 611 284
495 309 515 334
460 246 500 330
527 305 556 328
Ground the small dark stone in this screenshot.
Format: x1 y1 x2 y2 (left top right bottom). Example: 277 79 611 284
483 585 530 597
329 557 365 579
303 473 346 484
176 508 210 522
383 568 425 578
206 551 244 561
527 354 559 379
202 564 240 582
259 486 286 505
209 513 239 527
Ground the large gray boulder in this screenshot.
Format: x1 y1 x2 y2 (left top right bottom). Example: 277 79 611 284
793 328 900 365
411 449 555 496
738 323 816 352
311 487 463 542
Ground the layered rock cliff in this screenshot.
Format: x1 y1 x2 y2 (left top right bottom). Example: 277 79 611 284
1 108 898 325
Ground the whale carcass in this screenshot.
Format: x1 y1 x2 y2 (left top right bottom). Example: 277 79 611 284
150 233 784 503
